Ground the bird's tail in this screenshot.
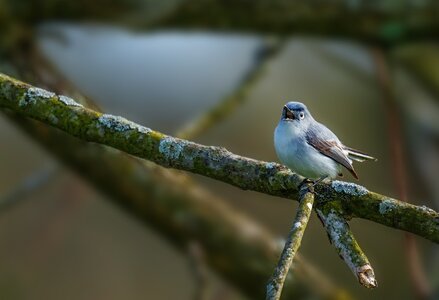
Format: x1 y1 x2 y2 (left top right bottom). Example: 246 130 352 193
344 146 377 162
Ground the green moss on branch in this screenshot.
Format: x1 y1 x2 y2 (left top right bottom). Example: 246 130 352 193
317 203 377 288
0 72 438 244
266 185 315 300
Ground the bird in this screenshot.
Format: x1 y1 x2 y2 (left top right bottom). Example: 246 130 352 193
274 101 376 180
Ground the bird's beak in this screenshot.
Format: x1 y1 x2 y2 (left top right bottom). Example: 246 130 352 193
284 105 295 120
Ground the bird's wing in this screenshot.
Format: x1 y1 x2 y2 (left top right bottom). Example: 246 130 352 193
306 125 358 179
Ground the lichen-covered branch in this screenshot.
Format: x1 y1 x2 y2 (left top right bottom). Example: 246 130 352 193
0 72 438 244
317 204 377 288
176 37 286 140
266 185 315 300
1 52 344 299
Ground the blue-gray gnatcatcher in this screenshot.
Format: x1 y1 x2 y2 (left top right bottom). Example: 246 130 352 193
274 101 376 180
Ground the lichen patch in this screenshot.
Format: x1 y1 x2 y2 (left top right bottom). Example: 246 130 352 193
159 136 184 160
98 114 152 135
265 162 277 170
417 205 437 215
135 125 151 134
58 95 83 107
317 209 356 272
379 199 395 214
98 114 133 131
332 180 368 196
19 87 55 107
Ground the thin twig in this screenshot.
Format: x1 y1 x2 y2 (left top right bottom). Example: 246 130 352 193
176 37 286 140
372 48 431 299
0 73 438 244
316 206 377 288
266 185 314 300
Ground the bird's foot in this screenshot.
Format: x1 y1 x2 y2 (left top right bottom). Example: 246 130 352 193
300 176 327 188
312 176 328 186
299 176 328 195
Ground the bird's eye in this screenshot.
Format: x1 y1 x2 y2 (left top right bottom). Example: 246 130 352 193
299 112 305 120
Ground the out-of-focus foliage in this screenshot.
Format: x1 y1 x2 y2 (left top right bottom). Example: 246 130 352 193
0 1 439 300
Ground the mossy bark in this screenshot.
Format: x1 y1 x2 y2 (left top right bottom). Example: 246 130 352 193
0 72 438 245
317 203 377 289
267 186 315 300
0 81 314 299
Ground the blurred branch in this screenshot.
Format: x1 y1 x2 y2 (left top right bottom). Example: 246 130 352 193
0 54 345 298
316 203 377 289
0 73 438 246
372 48 431 299
154 0 439 46
266 184 314 300
176 37 286 140
0 163 58 210
3 0 439 48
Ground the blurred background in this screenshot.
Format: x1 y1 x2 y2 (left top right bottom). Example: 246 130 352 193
0 1 438 299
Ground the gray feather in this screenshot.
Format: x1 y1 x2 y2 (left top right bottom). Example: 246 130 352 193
305 123 358 179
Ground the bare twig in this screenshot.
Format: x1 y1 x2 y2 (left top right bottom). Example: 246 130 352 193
176 37 286 140
372 48 431 299
266 184 314 300
317 204 377 288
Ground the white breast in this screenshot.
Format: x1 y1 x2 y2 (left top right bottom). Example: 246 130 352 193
274 121 340 179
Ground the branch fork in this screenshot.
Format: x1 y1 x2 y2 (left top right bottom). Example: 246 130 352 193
1 72 438 295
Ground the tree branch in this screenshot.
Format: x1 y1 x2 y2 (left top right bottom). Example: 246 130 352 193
317 203 377 289
0 51 344 298
266 185 315 300
0 72 438 245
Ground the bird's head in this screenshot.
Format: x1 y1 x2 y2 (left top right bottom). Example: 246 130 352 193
280 101 312 126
